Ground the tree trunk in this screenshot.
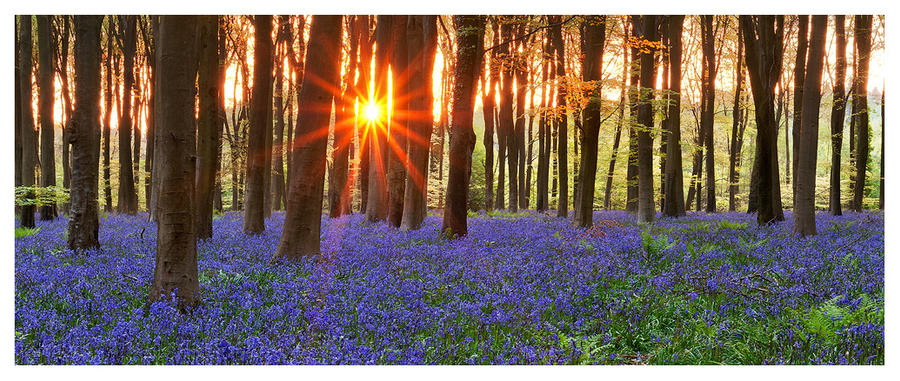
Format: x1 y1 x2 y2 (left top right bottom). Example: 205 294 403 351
575 16 606 227
274 15 343 260
794 15 827 236
482 22 499 211
550 16 569 218
536 26 551 211
19 15 37 228
791 15 809 203
327 16 355 218
58 16 74 215
366 16 393 223
196 15 218 240
117 15 138 215
626 20 640 213
442 15 484 237
729 21 745 212
272 16 289 213
103 23 114 214
67 15 102 250
243 15 273 234
515 30 529 211
386 15 409 227
150 15 200 307
38 15 57 220
633 15 659 223
829 15 847 216
146 16 158 214
851 15 872 212
355 16 372 213
700 15 717 213
663 15 686 217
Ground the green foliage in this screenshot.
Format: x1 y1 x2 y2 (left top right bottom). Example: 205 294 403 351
15 226 41 239
15 186 69 207
791 295 883 343
717 220 748 230
640 231 674 261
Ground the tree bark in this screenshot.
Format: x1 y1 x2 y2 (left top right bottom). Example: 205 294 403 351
442 15 484 237
386 15 409 227
851 15 872 212
794 15 827 236
274 15 343 260
700 15 717 213
355 16 372 213
150 15 200 307
550 16 569 218
117 15 138 215
328 16 356 218
243 15 273 234
67 15 102 250
791 15 809 202
633 15 659 223
482 21 500 211
535 26 551 211
196 15 218 240
663 15 686 217
575 16 606 227
829 15 847 216
366 16 393 223
38 15 57 220
19 15 37 228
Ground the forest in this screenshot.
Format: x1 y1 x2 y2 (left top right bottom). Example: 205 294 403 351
13 14 884 365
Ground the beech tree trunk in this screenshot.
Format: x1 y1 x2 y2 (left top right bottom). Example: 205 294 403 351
663 15 686 217
851 15 872 212
19 15 37 229
829 15 847 216
272 16 289 213
535 27 551 211
791 16 809 202
328 16 356 218
67 15 102 250
366 16 392 223
117 15 138 215
386 15 409 227
442 15 484 238
38 15 57 220
633 15 659 224
626 20 640 213
274 15 343 260
243 15 273 234
700 15 717 213
794 15 827 236
196 15 218 240
103 24 114 214
482 22 500 211
355 15 372 213
150 15 200 307
575 16 606 227
550 16 569 218
514 28 529 211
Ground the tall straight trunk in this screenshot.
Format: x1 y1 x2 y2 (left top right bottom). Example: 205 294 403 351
366 15 392 222
442 15 484 237
117 15 138 215
482 22 499 211
37 15 57 220
497 21 513 211
663 15 686 217
68 15 102 250
525 69 536 210
851 15 872 212
626 19 640 213
243 15 273 234
355 15 372 213
58 16 74 213
829 15 847 216
575 16 606 227
536 27 551 211
515 34 528 211
150 15 200 306
385 15 409 226
794 15 827 236
272 16 289 213
15 16 22 201
550 15 569 218
214 16 225 213
633 15 659 223
700 15 717 213
729 22 745 212
741 15 786 225
791 15 809 201
148 16 161 219
145 16 157 213
103 24 113 213
401 15 436 230
658 23 669 213
19 15 37 228
329 16 355 217
274 15 343 260
196 15 218 240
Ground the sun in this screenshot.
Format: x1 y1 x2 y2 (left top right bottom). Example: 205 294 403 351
363 102 380 124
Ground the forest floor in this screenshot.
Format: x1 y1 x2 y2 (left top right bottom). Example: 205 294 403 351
14 209 884 364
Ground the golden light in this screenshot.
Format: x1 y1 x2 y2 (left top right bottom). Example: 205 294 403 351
363 101 380 124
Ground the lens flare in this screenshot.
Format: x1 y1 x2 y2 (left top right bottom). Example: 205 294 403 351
364 102 380 124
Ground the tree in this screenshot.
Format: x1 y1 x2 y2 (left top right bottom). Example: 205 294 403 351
851 15 872 212
791 16 809 201
604 21 629 211
700 15 718 212
794 15 827 236
102 21 114 213
37 15 57 220
482 21 500 211
387 15 409 227
196 15 219 239
19 15 37 229
550 15 569 218
575 16 606 227
67 15 102 250
365 16 392 223
243 15 273 234
829 15 847 216
150 15 200 306
498 20 515 211
632 15 660 224
401 15 437 230
273 16 290 213
328 16 356 218
442 15 484 238
663 15 686 217
117 15 138 215
536 24 551 211
274 15 343 260
355 16 372 213
741 15 786 225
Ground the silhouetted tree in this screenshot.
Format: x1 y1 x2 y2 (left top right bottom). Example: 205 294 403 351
794 15 827 236
38 15 57 220
851 15 872 212
575 15 606 227
196 15 219 239
243 15 273 234
663 15 686 217
829 15 847 216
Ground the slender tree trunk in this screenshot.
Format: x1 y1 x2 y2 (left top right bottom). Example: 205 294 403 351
272 16 289 214
482 22 499 211
700 15 717 213
536 27 551 211
274 15 343 260
575 16 606 227
117 15 138 215
38 15 57 220
68 15 102 250
196 15 218 240
852 15 872 212
626 20 639 213
355 16 372 213
442 15 484 237
515 31 529 211
633 15 659 223
243 15 273 234
58 16 74 215
15 16 22 209
551 16 569 218
386 15 409 227
103 24 114 214
663 15 686 217
794 15 827 236
328 16 355 218
729 22 745 212
829 15 847 216
150 15 200 307
791 15 809 202
19 15 37 228
366 16 392 222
